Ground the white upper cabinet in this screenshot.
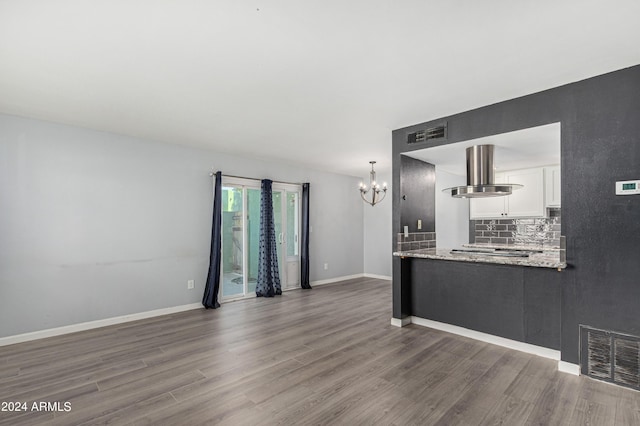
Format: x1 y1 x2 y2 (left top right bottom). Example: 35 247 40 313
544 166 561 207
468 172 508 219
505 168 545 217
470 168 546 219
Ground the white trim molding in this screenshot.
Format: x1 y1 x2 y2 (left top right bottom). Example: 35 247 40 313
311 273 365 287
410 316 561 361
558 361 581 376
363 273 392 281
0 303 203 347
391 317 412 327
311 273 392 287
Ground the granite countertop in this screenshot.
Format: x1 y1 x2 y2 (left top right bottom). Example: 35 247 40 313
393 248 567 269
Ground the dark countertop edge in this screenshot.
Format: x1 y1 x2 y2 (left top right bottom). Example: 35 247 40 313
392 250 567 270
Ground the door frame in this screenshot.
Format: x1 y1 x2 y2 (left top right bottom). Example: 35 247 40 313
272 183 302 290
219 177 301 301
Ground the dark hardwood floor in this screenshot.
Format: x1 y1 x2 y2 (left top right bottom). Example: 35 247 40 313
1 277 638 425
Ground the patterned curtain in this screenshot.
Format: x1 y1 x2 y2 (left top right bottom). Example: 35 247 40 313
300 183 311 289
202 171 222 308
256 179 282 297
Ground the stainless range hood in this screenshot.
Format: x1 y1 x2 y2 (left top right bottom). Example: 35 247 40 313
444 144 522 198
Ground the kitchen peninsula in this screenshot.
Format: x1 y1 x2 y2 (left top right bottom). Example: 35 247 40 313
392 225 565 352
392 125 567 350
391 65 640 383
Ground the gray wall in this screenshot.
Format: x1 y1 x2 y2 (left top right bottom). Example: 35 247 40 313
392 64 640 364
0 113 364 338
363 167 392 278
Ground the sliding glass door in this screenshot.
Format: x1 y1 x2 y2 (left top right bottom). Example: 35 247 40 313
221 178 300 300
221 183 247 298
272 185 301 290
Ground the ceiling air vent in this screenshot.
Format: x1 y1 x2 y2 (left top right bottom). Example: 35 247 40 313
581 326 640 390
407 123 447 144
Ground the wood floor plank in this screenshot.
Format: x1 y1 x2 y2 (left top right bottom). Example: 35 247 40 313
294 376 397 425
615 391 640 425
569 397 615 425
78 392 177 426
394 358 491 424
430 351 526 425
46 370 206 426
523 373 581 425
479 395 534 426
2 278 639 425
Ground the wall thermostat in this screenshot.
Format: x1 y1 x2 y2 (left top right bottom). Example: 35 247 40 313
616 180 640 195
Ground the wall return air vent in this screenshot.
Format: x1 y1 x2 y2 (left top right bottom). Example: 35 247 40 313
407 123 447 144
581 326 640 390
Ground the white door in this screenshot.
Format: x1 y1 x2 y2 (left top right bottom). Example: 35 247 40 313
272 184 301 290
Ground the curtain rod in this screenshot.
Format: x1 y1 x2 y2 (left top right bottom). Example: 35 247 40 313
209 171 303 186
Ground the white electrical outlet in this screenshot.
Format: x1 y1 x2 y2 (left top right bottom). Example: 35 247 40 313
323 263 329 270
187 279 195 289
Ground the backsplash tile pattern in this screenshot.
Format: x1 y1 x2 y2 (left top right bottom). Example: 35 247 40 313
472 208 561 247
397 232 436 251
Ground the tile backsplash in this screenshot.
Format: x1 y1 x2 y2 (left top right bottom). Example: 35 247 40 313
397 232 436 251
471 208 561 247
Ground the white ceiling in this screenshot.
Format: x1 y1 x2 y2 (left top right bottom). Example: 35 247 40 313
406 122 561 176
1 1 639 177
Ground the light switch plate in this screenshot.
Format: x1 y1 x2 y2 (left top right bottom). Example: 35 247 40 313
417 219 422 230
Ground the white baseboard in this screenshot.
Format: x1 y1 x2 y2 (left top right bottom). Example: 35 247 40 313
410 316 561 361
391 317 412 327
558 361 580 376
311 273 391 287
0 303 203 347
363 273 392 281
311 273 365 286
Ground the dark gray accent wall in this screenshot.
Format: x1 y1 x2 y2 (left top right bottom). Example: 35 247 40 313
393 64 640 364
392 156 435 319
408 259 561 350
399 155 435 233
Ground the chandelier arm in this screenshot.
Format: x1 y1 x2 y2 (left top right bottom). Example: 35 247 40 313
360 190 374 206
375 189 387 204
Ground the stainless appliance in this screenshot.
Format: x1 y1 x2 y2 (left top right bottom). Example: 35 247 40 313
444 144 523 198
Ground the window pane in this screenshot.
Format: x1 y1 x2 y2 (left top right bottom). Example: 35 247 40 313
272 191 284 281
286 191 299 257
222 186 244 298
246 188 261 294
